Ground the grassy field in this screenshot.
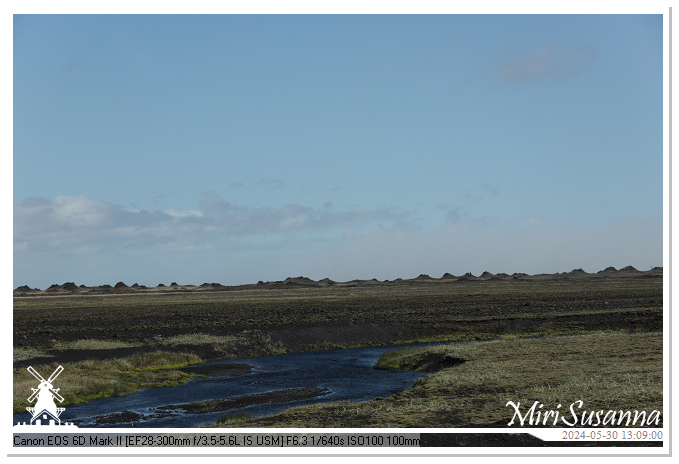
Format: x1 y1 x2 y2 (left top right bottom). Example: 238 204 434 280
13 352 203 413
220 331 662 428
13 269 663 424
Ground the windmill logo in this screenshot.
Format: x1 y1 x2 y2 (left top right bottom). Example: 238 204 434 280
15 365 77 428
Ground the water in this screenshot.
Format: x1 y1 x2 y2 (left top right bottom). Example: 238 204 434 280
13 341 443 428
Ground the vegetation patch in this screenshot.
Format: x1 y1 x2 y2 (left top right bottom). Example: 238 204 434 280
223 331 662 428
13 347 54 363
375 345 466 371
50 339 140 351
13 352 203 413
212 412 255 427
153 333 240 347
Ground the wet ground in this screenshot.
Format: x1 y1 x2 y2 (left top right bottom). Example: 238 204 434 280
13 342 440 428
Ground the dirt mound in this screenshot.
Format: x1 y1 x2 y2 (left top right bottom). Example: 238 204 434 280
82 284 113 294
283 276 317 286
114 281 128 289
412 353 466 372
14 285 37 292
440 273 456 279
480 271 496 278
598 266 618 273
619 265 639 272
568 268 587 275
380 351 467 372
456 273 477 281
200 282 224 289
44 282 78 292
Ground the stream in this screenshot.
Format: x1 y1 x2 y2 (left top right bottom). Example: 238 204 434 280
13 341 443 428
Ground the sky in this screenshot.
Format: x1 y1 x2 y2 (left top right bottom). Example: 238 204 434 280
12 12 665 289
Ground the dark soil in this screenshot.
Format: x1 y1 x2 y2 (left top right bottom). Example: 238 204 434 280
407 353 467 372
14 267 663 367
178 362 253 377
85 410 143 426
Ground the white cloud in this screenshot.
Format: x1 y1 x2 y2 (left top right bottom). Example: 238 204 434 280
14 194 410 254
162 208 204 219
12 195 661 288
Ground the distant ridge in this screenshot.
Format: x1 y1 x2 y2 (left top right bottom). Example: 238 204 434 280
14 266 663 294
567 268 587 275
457 272 477 281
598 266 618 273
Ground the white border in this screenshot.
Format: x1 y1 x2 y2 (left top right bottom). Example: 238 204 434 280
6 1 672 459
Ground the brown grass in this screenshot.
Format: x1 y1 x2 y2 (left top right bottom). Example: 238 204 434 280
13 352 203 413
231 331 663 428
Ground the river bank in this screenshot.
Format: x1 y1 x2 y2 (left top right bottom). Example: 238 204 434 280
223 331 663 428
13 341 442 427
14 268 663 423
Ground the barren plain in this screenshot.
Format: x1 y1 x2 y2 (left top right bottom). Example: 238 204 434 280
13 266 663 430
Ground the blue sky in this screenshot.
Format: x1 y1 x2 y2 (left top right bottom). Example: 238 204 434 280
12 13 665 289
